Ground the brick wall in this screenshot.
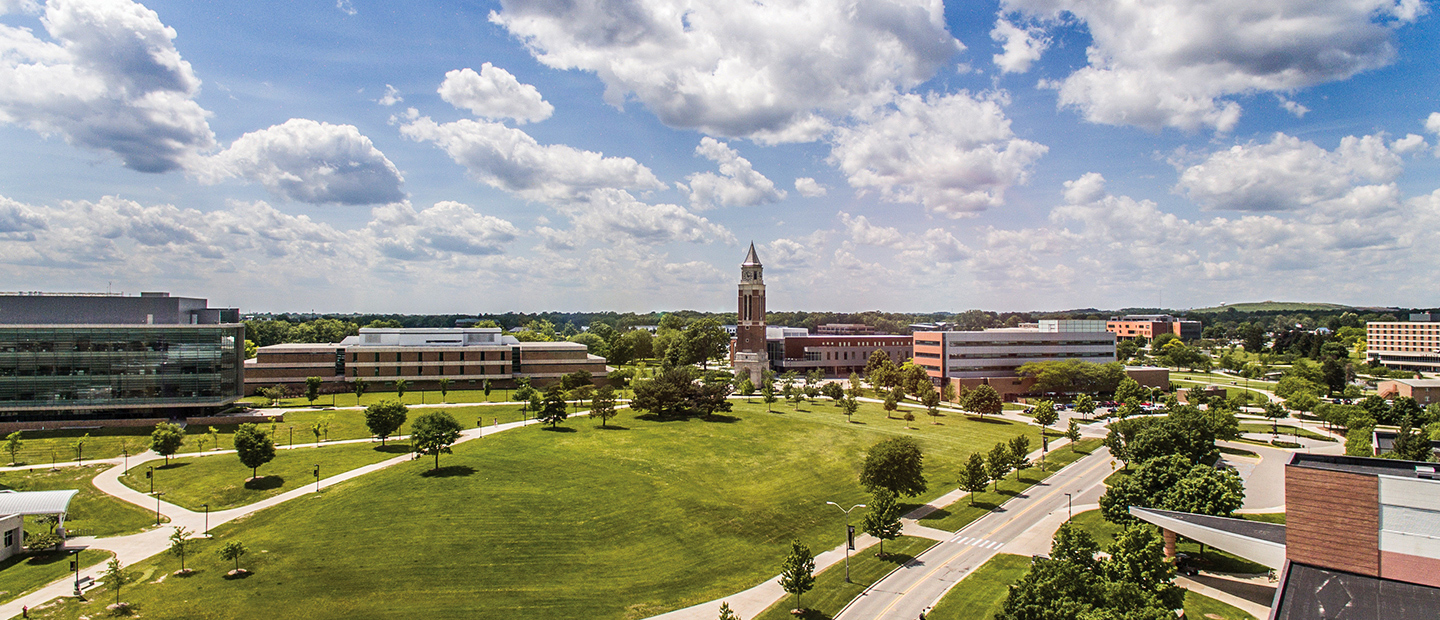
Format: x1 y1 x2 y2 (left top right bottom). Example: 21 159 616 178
1286 465 1380 576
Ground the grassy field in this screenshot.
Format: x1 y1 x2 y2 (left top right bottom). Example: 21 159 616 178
0 548 112 605
751 536 934 620
28 401 1035 620
1237 423 1336 442
119 442 410 511
1189 302 1350 312
1184 592 1258 620
1241 513 1286 524
0 465 161 538
917 439 1104 532
924 553 1032 620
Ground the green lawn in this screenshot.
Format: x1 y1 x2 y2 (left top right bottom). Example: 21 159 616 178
1237 423 1336 442
1184 592 1257 620
0 548 112 605
924 554 1032 620
119 442 409 511
1242 513 1286 524
918 439 1103 532
752 537 934 620
1068 510 1269 574
241 386 633 409
0 465 160 538
28 402 1033 620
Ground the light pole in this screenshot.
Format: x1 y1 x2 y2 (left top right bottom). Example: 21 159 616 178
146 465 154 494
71 548 81 597
825 501 866 583
202 503 209 537
313 464 320 492
153 491 163 526
1063 493 1073 521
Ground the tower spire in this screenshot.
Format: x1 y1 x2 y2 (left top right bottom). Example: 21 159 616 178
742 242 761 266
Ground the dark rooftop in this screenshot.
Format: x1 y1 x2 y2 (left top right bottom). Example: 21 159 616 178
1289 453 1440 480
1274 562 1440 620
1132 507 1286 545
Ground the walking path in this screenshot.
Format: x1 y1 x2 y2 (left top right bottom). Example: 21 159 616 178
2 405 613 620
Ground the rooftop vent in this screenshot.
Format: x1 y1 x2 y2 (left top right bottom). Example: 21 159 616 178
1417 465 1440 480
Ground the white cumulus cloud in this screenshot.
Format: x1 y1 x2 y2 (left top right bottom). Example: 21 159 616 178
202 119 405 206
683 137 785 209
794 177 827 197
830 91 1047 216
368 201 520 260
437 64 553 124
565 189 734 246
0 0 216 172
838 211 905 248
990 15 1048 74
377 84 402 106
1175 132 1407 212
1004 0 1424 132
489 0 961 143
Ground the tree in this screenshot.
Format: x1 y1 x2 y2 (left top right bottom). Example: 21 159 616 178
305 376 322 405
1389 418 1435 462
1032 401 1058 463
437 377 450 403
960 452 989 505
1050 521 1100 572
1009 435 1032 478
761 382 777 412
72 433 88 464
5 431 20 465
738 376 755 402
353 377 367 400
921 384 942 423
233 423 276 480
395 378 409 401
1114 377 1146 405
778 540 816 611
207 426 220 452
859 437 927 497
1262 401 1288 437
169 526 194 572
1104 526 1184 610
848 372 863 398
1346 425 1375 456
862 488 903 557
902 410 916 427
717 602 740 620
103 558 130 606
482 379 492 401
364 400 408 446
218 540 248 574
962 384 1002 419
1167 464 1245 516
591 385 618 427
822 382 844 402
150 422 185 465
882 390 899 418
864 350 893 380
1065 419 1082 445
539 385 569 429
942 381 957 404
986 443 1012 491
412 411 463 471
840 396 859 423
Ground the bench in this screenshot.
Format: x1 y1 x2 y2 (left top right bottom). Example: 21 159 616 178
74 575 97 593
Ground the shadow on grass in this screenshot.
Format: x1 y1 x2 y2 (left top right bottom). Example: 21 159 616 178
596 425 630 431
701 414 740 423
156 461 191 471
222 569 253 580
540 426 578 433
873 549 923 566
920 507 950 521
244 476 283 491
0 551 65 571
372 444 411 454
421 465 475 478
847 420 866 425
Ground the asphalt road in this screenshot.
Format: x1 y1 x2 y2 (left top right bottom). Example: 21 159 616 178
835 446 1117 620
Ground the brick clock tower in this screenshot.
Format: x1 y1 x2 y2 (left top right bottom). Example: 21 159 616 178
734 242 769 384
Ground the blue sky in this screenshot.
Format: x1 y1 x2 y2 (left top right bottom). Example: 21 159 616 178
1 0 1438 314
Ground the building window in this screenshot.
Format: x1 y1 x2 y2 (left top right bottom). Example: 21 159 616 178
3 529 11 547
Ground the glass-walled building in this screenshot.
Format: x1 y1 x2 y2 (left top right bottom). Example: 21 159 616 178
0 292 243 421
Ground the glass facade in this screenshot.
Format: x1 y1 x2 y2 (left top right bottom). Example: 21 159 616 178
0 325 243 418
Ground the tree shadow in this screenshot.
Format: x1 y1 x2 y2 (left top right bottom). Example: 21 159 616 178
874 549 923 566
244 476 283 490
847 420 866 425
789 608 834 620
421 465 475 478
920 507 950 521
597 425 630 431
372 444 411 454
701 414 740 423
156 462 190 471
540 426 577 433
966 417 1013 425
222 569 253 580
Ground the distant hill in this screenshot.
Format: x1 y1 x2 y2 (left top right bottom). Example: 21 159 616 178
1189 301 1353 313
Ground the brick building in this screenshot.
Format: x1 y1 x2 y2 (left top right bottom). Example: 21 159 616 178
1367 316 1440 372
913 320 1117 400
1106 314 1202 340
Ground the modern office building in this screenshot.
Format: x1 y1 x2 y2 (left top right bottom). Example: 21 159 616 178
1367 317 1440 372
912 321 1117 399
1107 314 1202 340
244 327 607 394
760 330 912 377
815 323 879 336
0 292 244 420
1131 453 1440 619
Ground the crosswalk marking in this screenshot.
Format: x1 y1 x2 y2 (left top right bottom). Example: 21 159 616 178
948 533 1004 549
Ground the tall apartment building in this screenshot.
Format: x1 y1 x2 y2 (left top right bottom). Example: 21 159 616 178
1107 314 1202 340
244 327 607 394
914 320 1116 398
1367 315 1440 372
0 292 244 420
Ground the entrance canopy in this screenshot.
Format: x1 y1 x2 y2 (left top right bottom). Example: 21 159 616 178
0 489 78 517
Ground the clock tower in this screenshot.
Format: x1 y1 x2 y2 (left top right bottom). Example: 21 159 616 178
734 242 769 384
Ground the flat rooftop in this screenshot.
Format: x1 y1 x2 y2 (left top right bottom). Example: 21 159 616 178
1289 453 1440 480
1132 507 1286 545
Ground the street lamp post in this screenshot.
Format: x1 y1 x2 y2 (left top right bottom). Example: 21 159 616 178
153 491 163 526
1063 493 1073 521
71 548 81 597
202 503 209 537
313 464 321 492
825 501 867 583
146 465 154 494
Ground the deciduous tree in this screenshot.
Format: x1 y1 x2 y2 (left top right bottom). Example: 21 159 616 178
150 422 185 465
169 527 194 572
861 488 903 557
591 385 618 427
233 423 276 481
305 376 322 405
859 437 927 497
779 540 816 611
539 385 569 429
961 453 989 505
5 431 20 465
364 400 408 446
218 541 248 574
412 411 463 471
962 384 1002 420
103 558 130 606
986 443 1012 491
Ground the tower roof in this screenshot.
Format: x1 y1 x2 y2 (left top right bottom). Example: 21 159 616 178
742 242 762 266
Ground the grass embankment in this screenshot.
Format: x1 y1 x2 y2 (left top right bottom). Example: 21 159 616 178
924 554 1032 620
751 536 934 620
29 402 1032 620
119 442 409 512
0 549 112 605
0 465 159 538
918 439 1104 532
1242 513 1286 524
